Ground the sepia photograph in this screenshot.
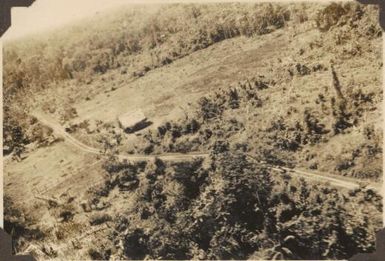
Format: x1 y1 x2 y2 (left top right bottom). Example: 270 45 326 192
2 0 383 260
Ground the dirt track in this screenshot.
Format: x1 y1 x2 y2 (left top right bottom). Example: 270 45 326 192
32 111 382 193
32 111 209 161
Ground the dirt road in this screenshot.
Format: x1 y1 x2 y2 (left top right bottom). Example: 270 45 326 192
32 111 382 193
32 111 208 161
269 165 381 192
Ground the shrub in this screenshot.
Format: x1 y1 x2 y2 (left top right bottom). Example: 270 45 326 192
4 196 45 254
266 117 303 151
198 97 224 121
89 213 112 226
315 3 364 32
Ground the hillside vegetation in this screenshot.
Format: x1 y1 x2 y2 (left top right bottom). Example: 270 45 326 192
4 3 303 153
83 152 380 260
54 2 381 180
1 3 334 153
3 2 383 260
4 2 382 179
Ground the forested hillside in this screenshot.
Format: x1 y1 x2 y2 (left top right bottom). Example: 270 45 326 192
3 2 383 260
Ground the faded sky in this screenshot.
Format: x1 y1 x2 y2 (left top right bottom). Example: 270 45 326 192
3 0 134 40
2 0 341 41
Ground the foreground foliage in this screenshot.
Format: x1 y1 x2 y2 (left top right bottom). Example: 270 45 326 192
97 148 382 260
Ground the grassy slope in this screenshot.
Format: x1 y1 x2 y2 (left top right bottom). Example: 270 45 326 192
3 2 383 260
4 3 302 154
65 3 382 181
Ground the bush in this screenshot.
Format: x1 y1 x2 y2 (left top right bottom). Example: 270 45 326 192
198 97 224 121
89 213 112 226
266 117 304 152
315 3 364 32
4 196 45 254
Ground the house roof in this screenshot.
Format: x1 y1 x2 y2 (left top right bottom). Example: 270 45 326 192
118 109 147 129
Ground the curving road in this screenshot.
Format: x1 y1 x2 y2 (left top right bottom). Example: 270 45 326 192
32 111 208 161
32 111 382 193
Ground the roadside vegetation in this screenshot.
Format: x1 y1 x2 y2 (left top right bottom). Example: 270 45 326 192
3 2 383 260
124 2 382 181
81 150 381 260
